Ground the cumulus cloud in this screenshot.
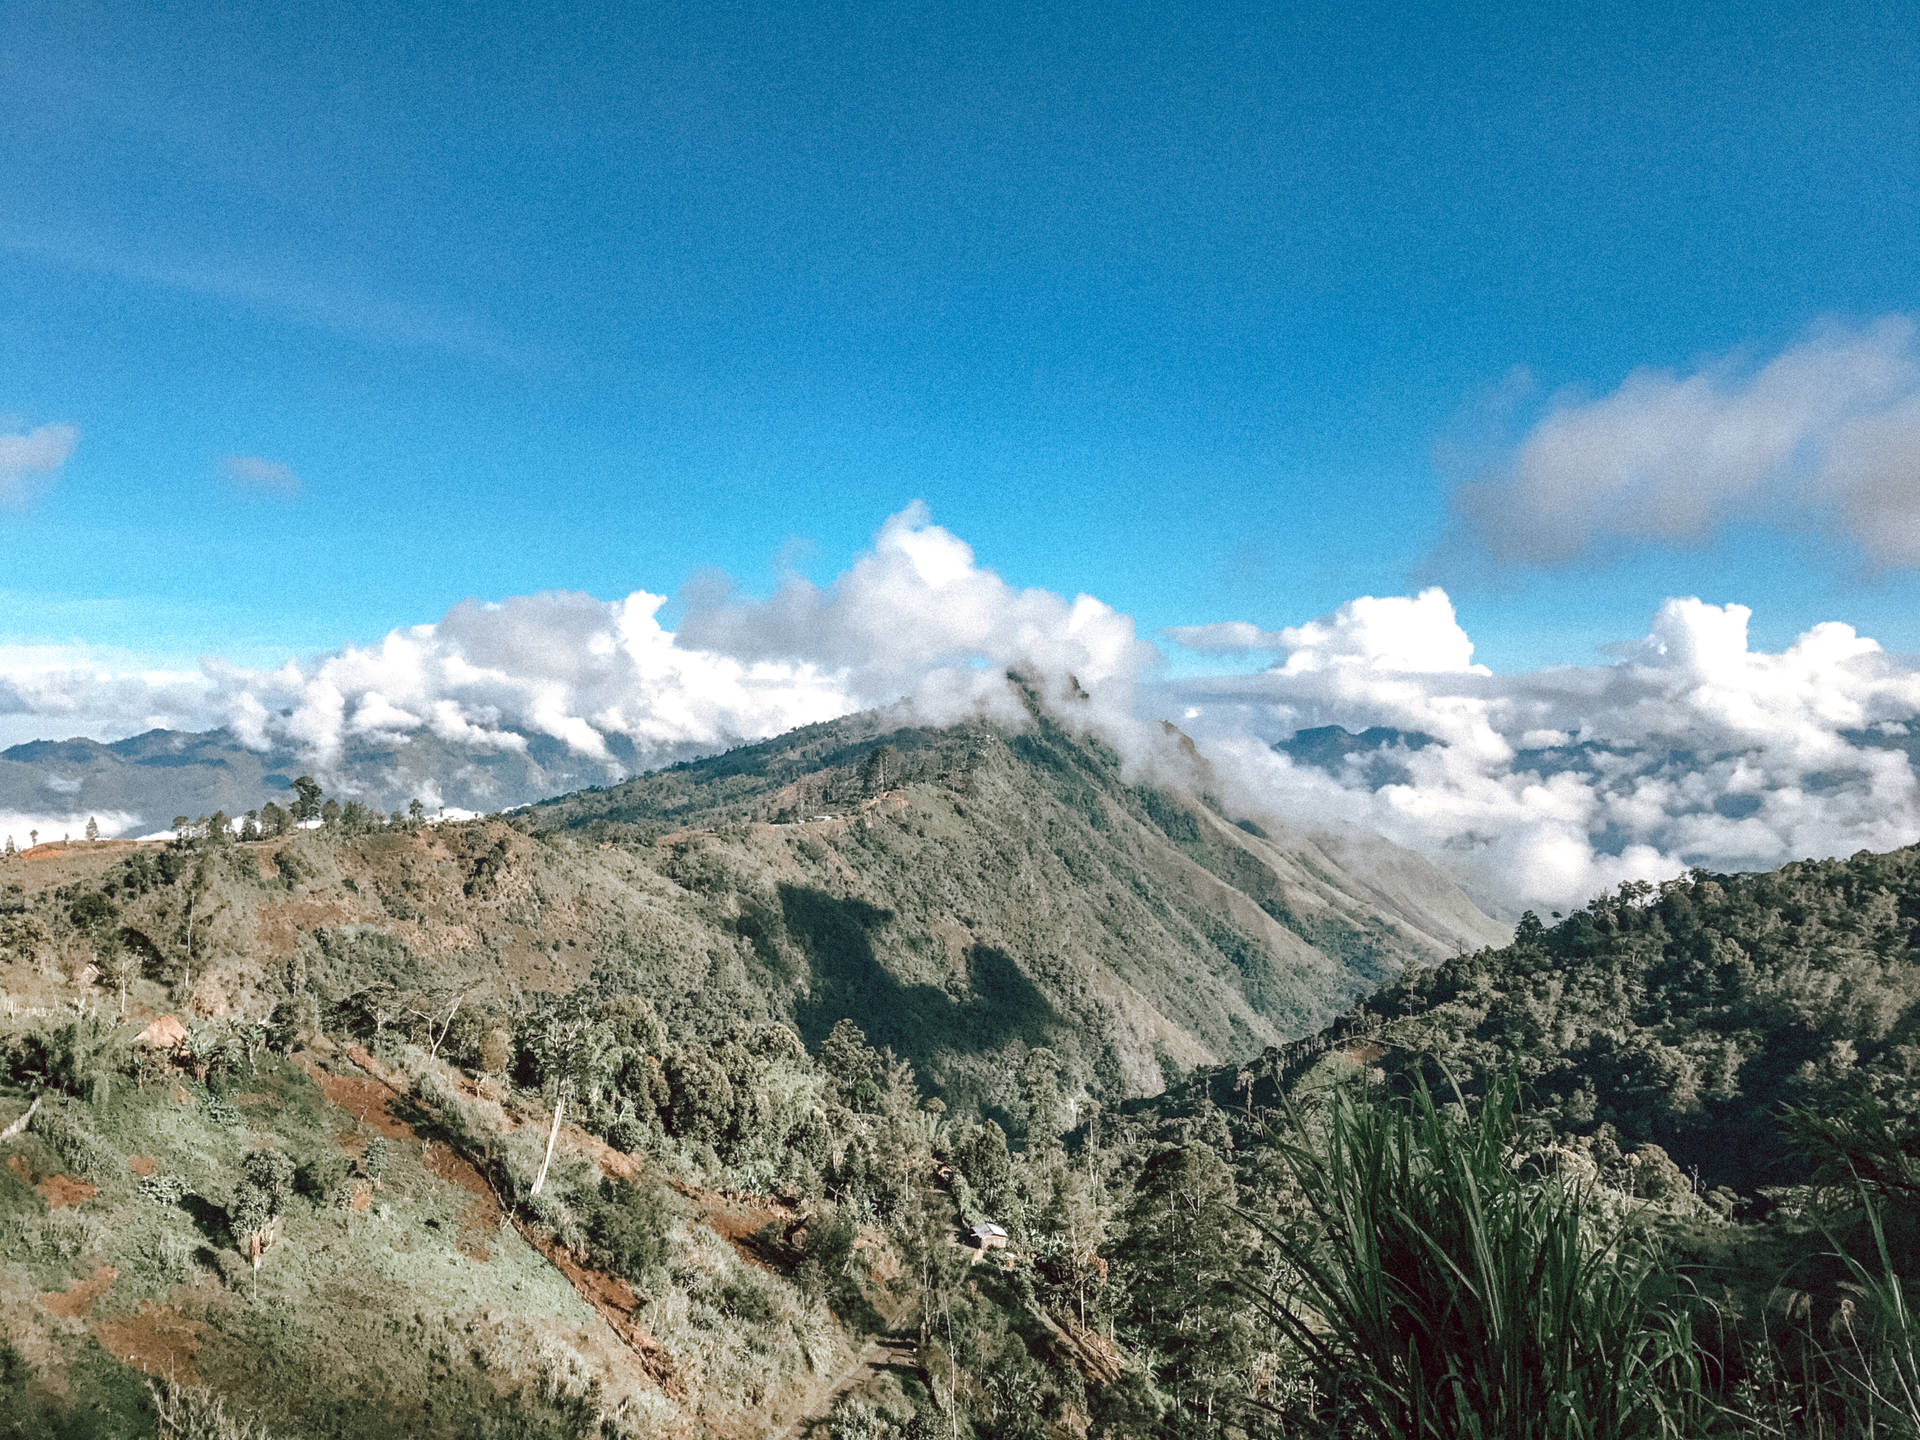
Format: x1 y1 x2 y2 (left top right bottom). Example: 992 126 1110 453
677 502 1156 724
6 504 1920 917
0 422 80 505
1169 591 1920 914
1455 316 1920 568
0 506 1149 781
222 454 302 499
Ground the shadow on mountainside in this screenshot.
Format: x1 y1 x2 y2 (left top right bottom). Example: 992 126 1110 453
779 884 1058 1067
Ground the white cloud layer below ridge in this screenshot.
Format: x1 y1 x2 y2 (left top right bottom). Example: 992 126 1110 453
1454 316 1920 569
5 506 1920 914
1167 590 1920 914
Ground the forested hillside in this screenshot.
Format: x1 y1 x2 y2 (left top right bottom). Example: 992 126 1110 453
1298 851 1920 1196
7 728 1916 1439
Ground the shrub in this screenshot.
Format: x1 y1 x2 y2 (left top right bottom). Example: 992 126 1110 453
4 1014 121 1101
477 1025 515 1077
361 1135 392 1181
200 1097 242 1129
149 1377 275 1439
139 1173 190 1205
582 1178 673 1283
28 1097 117 1181
296 1148 351 1204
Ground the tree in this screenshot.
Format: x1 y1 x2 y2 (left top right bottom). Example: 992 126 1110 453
859 743 898 795
320 798 341 827
408 798 425 827
240 811 260 842
84 816 99 844
405 989 469 1061
229 1147 296 1275
525 1005 613 1196
258 801 289 838
205 811 230 845
289 776 324 825
817 1019 884 1109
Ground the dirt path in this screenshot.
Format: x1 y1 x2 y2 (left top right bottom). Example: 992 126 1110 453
775 1313 918 1439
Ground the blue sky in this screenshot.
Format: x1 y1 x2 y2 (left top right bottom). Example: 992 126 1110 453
4 0 1919 678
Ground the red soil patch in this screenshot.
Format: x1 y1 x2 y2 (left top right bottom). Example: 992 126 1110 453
6 1155 28 1183
94 1300 211 1383
422 1140 501 1261
257 898 360 956
307 1055 497 1259
41 1264 117 1319
348 1180 373 1213
521 1226 682 1399
304 1064 414 1140
36 1173 96 1208
128 1155 157 1177
701 1198 791 1272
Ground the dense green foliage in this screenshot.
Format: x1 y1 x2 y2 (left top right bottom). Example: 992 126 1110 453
1343 853 1920 1196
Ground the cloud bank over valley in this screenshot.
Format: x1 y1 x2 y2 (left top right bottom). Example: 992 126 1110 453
5 506 1920 915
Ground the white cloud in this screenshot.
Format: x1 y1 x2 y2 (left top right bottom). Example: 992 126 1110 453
222 454 302 499
6 505 1920 918
0 810 142 848
1170 592 1920 914
0 422 80 505
1456 316 1920 568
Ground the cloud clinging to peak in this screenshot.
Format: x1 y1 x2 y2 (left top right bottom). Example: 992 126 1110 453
1454 316 1920 569
6 505 1920 915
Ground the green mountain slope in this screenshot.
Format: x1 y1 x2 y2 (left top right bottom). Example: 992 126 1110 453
1 703 1499 1119
1171 847 1920 1198
522 698 1504 1105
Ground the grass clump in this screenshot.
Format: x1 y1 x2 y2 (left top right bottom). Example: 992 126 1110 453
1252 1072 1710 1440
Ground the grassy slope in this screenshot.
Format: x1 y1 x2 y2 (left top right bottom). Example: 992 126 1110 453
0 1045 845 1440
4 707 1497 1115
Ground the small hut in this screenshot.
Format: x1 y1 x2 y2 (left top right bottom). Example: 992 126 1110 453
134 1015 188 1051
968 1222 1008 1251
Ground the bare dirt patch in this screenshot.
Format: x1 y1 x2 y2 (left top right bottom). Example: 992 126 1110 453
94 1300 211 1383
304 1063 415 1140
36 1173 96 1208
128 1155 158 1177
422 1140 501 1261
256 899 361 956
41 1264 117 1319
521 1226 682 1399
309 1055 497 1259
